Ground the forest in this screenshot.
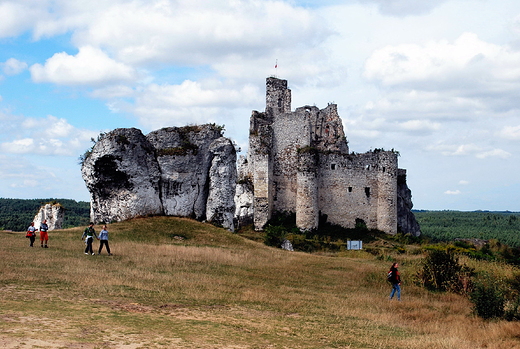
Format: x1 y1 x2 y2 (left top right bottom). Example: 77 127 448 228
413 210 520 247
0 198 90 231
2 199 520 248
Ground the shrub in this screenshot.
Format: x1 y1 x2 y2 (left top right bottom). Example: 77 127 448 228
418 249 474 294
470 275 505 319
264 225 288 247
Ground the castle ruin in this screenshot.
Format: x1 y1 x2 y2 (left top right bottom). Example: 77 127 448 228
81 77 420 237
237 77 420 235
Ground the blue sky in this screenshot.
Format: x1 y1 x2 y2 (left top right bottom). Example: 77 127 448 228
2 0 520 211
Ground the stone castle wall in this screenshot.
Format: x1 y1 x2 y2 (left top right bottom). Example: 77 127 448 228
81 77 419 236
241 77 419 236
316 151 398 233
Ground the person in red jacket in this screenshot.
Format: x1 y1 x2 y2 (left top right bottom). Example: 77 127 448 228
388 262 401 301
39 220 49 248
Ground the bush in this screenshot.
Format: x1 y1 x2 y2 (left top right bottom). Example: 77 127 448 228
418 249 474 294
470 275 505 320
264 225 288 247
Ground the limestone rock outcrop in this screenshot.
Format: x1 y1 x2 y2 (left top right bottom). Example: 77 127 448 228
81 124 237 230
206 137 237 230
397 170 421 236
81 128 164 223
33 203 64 231
233 156 254 229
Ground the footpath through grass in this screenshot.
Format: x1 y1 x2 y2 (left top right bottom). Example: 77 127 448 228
1 216 520 348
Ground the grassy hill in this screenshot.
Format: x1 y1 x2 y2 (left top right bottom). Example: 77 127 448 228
1 216 519 348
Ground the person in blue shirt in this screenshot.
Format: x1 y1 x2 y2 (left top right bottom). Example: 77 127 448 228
97 225 112 256
39 220 49 248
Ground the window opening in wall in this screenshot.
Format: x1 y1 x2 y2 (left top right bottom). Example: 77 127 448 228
348 187 352 193
365 187 370 197
382 167 386 173
331 163 336 170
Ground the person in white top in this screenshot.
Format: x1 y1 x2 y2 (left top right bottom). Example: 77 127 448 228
26 222 37 247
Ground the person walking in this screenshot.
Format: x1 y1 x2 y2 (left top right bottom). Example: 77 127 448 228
26 222 37 247
388 262 402 301
97 225 112 256
39 219 49 248
82 222 98 255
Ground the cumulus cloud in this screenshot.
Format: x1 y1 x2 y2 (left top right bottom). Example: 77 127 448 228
445 190 461 195
30 46 137 86
2 58 28 75
0 114 96 156
69 0 332 66
363 32 520 110
364 33 512 87
476 149 511 159
128 80 262 130
429 143 511 159
498 125 520 140
0 1 50 38
399 119 440 131
14 0 330 69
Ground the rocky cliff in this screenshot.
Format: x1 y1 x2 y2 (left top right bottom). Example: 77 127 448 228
81 124 237 230
397 169 421 236
33 203 64 231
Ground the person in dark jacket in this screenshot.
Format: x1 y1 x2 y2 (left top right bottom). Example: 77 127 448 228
82 222 98 255
388 262 401 301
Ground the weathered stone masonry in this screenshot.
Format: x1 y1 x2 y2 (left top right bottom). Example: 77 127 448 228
81 77 420 237
241 77 420 236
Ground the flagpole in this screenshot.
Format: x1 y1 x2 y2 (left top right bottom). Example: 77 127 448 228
275 59 278 78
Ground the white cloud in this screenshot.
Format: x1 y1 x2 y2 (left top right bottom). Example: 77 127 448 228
2 58 28 75
68 0 332 67
445 190 461 195
476 149 512 159
427 143 512 160
0 114 97 156
0 1 50 38
126 80 261 131
399 119 440 131
136 80 261 108
459 180 469 185
21 115 75 138
364 32 520 109
30 46 137 86
498 125 520 140
365 33 501 86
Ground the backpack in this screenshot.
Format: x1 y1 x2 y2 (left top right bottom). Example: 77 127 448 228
387 270 393 282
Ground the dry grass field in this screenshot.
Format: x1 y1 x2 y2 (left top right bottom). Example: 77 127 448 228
1 216 520 348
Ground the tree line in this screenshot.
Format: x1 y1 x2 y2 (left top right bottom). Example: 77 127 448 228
414 210 520 247
0 198 90 232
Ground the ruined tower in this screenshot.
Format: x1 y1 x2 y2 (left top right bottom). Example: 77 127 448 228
242 77 420 236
